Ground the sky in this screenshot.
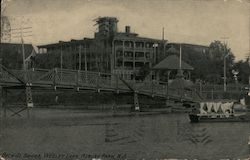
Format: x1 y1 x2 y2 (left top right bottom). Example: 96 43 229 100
2 0 250 61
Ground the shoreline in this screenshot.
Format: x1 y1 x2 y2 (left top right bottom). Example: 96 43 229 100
0 104 191 122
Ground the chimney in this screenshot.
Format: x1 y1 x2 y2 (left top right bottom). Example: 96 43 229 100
125 26 130 34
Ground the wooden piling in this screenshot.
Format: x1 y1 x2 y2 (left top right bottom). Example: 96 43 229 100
2 87 7 118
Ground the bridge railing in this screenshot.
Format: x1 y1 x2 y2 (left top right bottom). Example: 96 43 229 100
193 84 247 92
0 66 202 101
135 80 196 98
55 69 78 86
36 68 130 91
31 68 52 84
98 73 112 88
10 68 52 84
192 83 249 100
0 65 30 83
0 69 20 83
135 80 165 96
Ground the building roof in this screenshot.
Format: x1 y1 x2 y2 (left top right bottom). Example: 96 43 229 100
0 43 35 59
114 32 164 42
167 42 208 49
152 55 194 70
37 38 94 48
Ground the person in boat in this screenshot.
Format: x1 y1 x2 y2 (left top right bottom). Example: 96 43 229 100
191 103 200 114
211 106 216 113
245 90 250 107
199 103 208 114
239 89 248 106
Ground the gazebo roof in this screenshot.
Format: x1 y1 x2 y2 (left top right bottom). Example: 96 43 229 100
152 55 194 70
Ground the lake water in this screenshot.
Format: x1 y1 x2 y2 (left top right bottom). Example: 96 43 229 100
0 108 249 160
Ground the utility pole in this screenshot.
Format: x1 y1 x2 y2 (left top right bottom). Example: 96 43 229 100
0 0 2 45
11 17 32 70
84 43 87 72
179 43 182 70
84 43 87 82
0 0 2 68
21 25 25 71
249 15 250 87
162 27 164 42
60 42 63 70
162 27 166 58
224 54 226 92
223 53 229 92
248 52 250 86
221 37 229 92
60 42 63 82
11 17 34 114
162 27 165 58
78 45 81 70
176 43 184 79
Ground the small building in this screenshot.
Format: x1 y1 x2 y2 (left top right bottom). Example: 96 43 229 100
36 38 95 71
0 43 36 69
152 55 194 82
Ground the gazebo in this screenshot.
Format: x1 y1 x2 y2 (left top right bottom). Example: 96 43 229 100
152 55 194 82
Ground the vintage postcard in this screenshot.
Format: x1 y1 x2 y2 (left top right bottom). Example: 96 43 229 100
0 0 250 159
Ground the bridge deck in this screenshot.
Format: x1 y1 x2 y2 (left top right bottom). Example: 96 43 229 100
0 65 201 102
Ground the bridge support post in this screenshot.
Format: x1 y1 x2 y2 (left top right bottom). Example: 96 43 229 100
165 96 170 107
134 92 140 111
1 87 7 118
0 87 1 117
26 85 34 118
97 72 101 93
151 80 154 97
115 75 119 93
53 68 58 91
76 70 80 91
85 71 87 84
4 88 6 118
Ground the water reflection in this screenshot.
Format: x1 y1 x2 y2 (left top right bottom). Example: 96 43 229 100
176 121 212 146
105 119 146 145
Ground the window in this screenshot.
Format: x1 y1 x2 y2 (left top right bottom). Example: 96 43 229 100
116 51 122 57
145 52 150 59
135 52 144 58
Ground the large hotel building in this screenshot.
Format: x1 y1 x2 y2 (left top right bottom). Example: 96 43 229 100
37 17 167 80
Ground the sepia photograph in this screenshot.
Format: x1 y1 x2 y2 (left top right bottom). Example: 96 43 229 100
0 0 250 159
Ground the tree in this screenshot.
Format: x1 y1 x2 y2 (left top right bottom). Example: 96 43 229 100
206 40 235 84
234 58 250 84
165 41 235 84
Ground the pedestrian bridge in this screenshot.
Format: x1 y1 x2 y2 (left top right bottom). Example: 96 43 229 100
0 64 200 101
0 64 202 117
